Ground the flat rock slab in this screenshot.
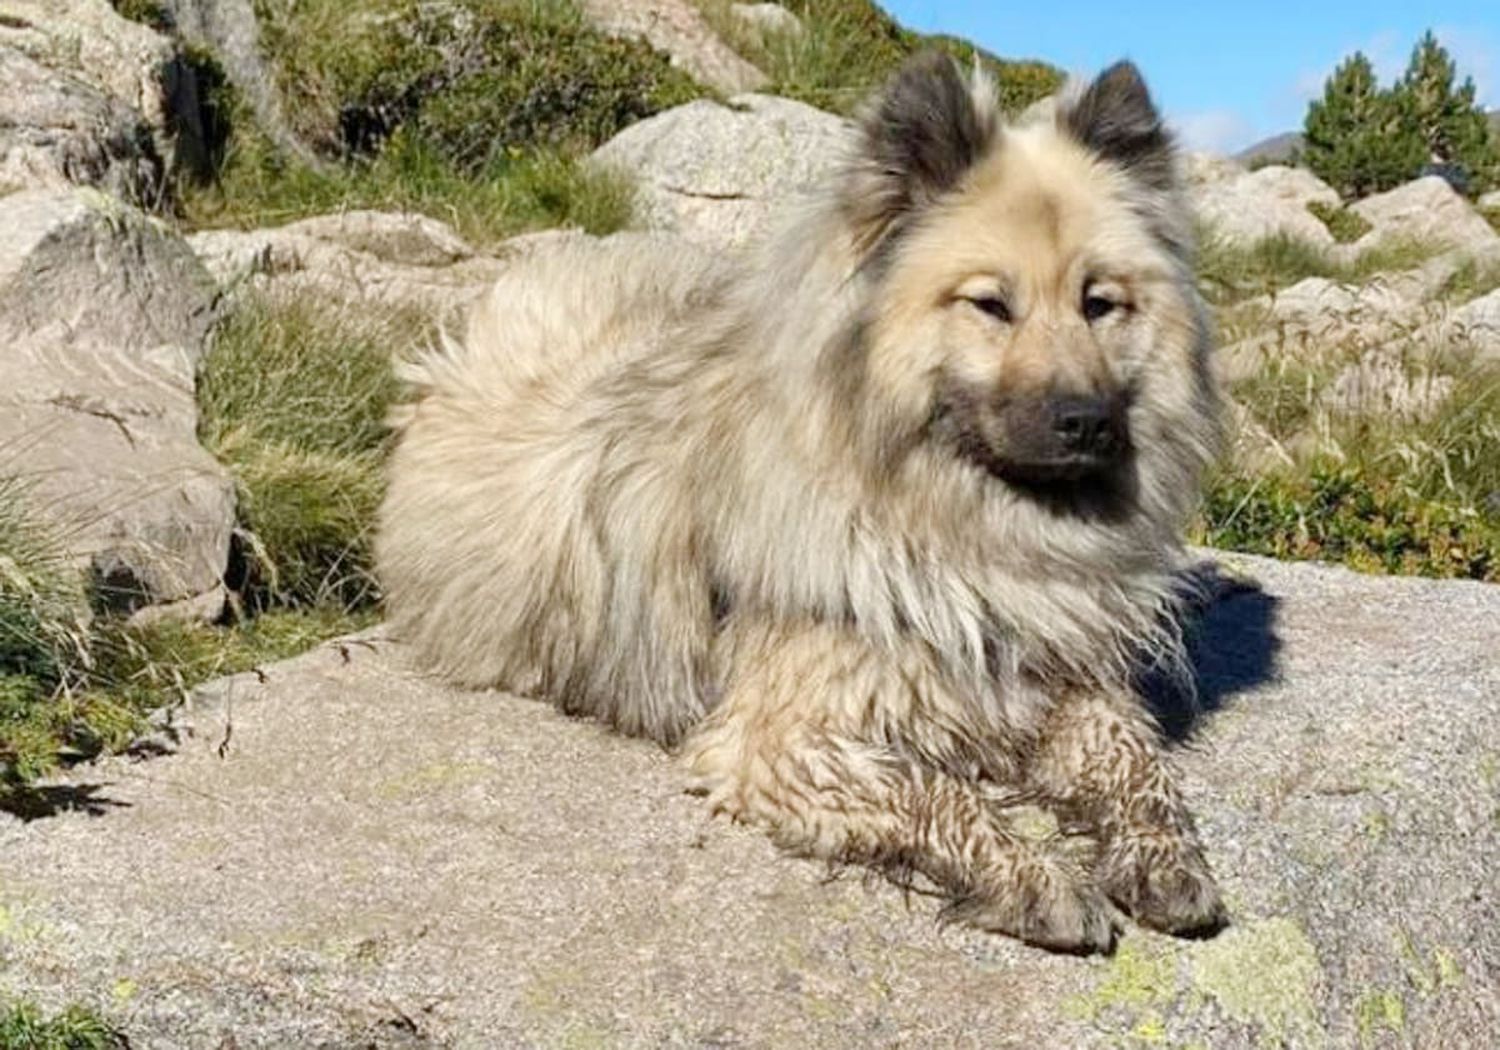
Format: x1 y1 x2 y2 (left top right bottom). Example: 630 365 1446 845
1 554 1497 1048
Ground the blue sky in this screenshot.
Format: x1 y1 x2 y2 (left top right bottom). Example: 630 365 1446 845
882 2 1499 154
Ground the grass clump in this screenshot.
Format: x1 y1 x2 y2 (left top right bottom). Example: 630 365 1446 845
1196 229 1441 305
0 1001 125 1050
198 295 412 610
1441 255 1500 303
0 480 88 700
696 0 1062 116
1306 199 1372 244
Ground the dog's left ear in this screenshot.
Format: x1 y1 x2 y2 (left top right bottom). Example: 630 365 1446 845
844 52 999 255
1060 61 1177 194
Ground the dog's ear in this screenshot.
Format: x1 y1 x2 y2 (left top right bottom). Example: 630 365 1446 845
1060 61 1176 193
844 51 999 255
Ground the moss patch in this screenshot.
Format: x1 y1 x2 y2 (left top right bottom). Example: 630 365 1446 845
1066 936 1181 1043
1190 918 1324 1046
1353 989 1405 1047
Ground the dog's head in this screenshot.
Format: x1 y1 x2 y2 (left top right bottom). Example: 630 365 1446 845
839 54 1219 511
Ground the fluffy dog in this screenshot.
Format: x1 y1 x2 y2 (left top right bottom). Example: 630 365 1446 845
376 53 1226 951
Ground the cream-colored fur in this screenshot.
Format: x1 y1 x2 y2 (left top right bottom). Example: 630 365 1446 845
377 56 1225 950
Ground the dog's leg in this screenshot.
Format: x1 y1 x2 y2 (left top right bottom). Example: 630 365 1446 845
1029 691 1225 935
686 622 1117 952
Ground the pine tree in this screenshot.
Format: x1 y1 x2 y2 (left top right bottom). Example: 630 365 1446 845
1303 53 1424 199
1393 31 1497 194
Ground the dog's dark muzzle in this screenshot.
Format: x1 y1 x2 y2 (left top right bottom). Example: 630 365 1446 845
993 393 1130 484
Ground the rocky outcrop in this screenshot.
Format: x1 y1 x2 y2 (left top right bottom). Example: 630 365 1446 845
0 0 188 203
1348 176 1500 254
162 0 321 167
580 0 768 94
592 93 853 248
1191 165 1342 247
187 211 508 321
1 554 1496 1047
0 189 234 618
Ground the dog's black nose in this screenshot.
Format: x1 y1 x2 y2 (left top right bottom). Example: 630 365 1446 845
1050 397 1121 458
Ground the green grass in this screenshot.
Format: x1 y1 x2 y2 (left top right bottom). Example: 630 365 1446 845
3 291 396 797
1440 254 1500 303
694 0 1062 116
183 128 636 250
0 1002 125 1050
198 294 414 610
1196 229 1442 306
1306 199 1373 244
0 479 89 698
2 607 369 798
253 0 701 162
1197 349 1500 581
2 463 367 793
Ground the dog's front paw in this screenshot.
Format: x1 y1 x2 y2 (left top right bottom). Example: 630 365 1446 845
1100 834 1226 937
946 863 1119 954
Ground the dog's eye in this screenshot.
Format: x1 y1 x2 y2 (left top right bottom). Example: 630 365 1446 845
969 297 1012 323
1082 294 1118 322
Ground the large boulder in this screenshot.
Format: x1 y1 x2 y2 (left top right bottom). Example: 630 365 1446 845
0 0 194 202
0 554 1497 1046
1430 286 1500 364
187 211 508 321
1348 176 1500 254
1182 151 1246 188
1216 274 1436 384
580 0 767 94
1322 348 1455 421
1192 165 1341 247
592 93 853 249
0 189 234 618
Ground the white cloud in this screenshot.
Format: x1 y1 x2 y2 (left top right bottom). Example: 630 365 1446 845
1170 109 1257 154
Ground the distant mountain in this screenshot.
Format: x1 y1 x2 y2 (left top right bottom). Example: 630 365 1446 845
1236 111 1500 166
1235 131 1302 166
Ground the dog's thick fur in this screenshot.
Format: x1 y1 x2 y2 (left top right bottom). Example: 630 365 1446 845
376 55 1226 951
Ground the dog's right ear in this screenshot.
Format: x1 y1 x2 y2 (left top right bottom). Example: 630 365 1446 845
843 52 999 257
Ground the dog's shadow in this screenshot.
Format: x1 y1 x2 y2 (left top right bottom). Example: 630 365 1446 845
1138 562 1283 742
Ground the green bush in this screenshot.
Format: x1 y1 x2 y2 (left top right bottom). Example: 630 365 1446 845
1200 348 1500 581
1397 32 1497 196
1198 468 1498 581
256 0 701 169
1303 52 1424 199
1303 32 1499 199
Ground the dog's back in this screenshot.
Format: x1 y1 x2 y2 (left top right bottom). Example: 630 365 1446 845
377 234 726 740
